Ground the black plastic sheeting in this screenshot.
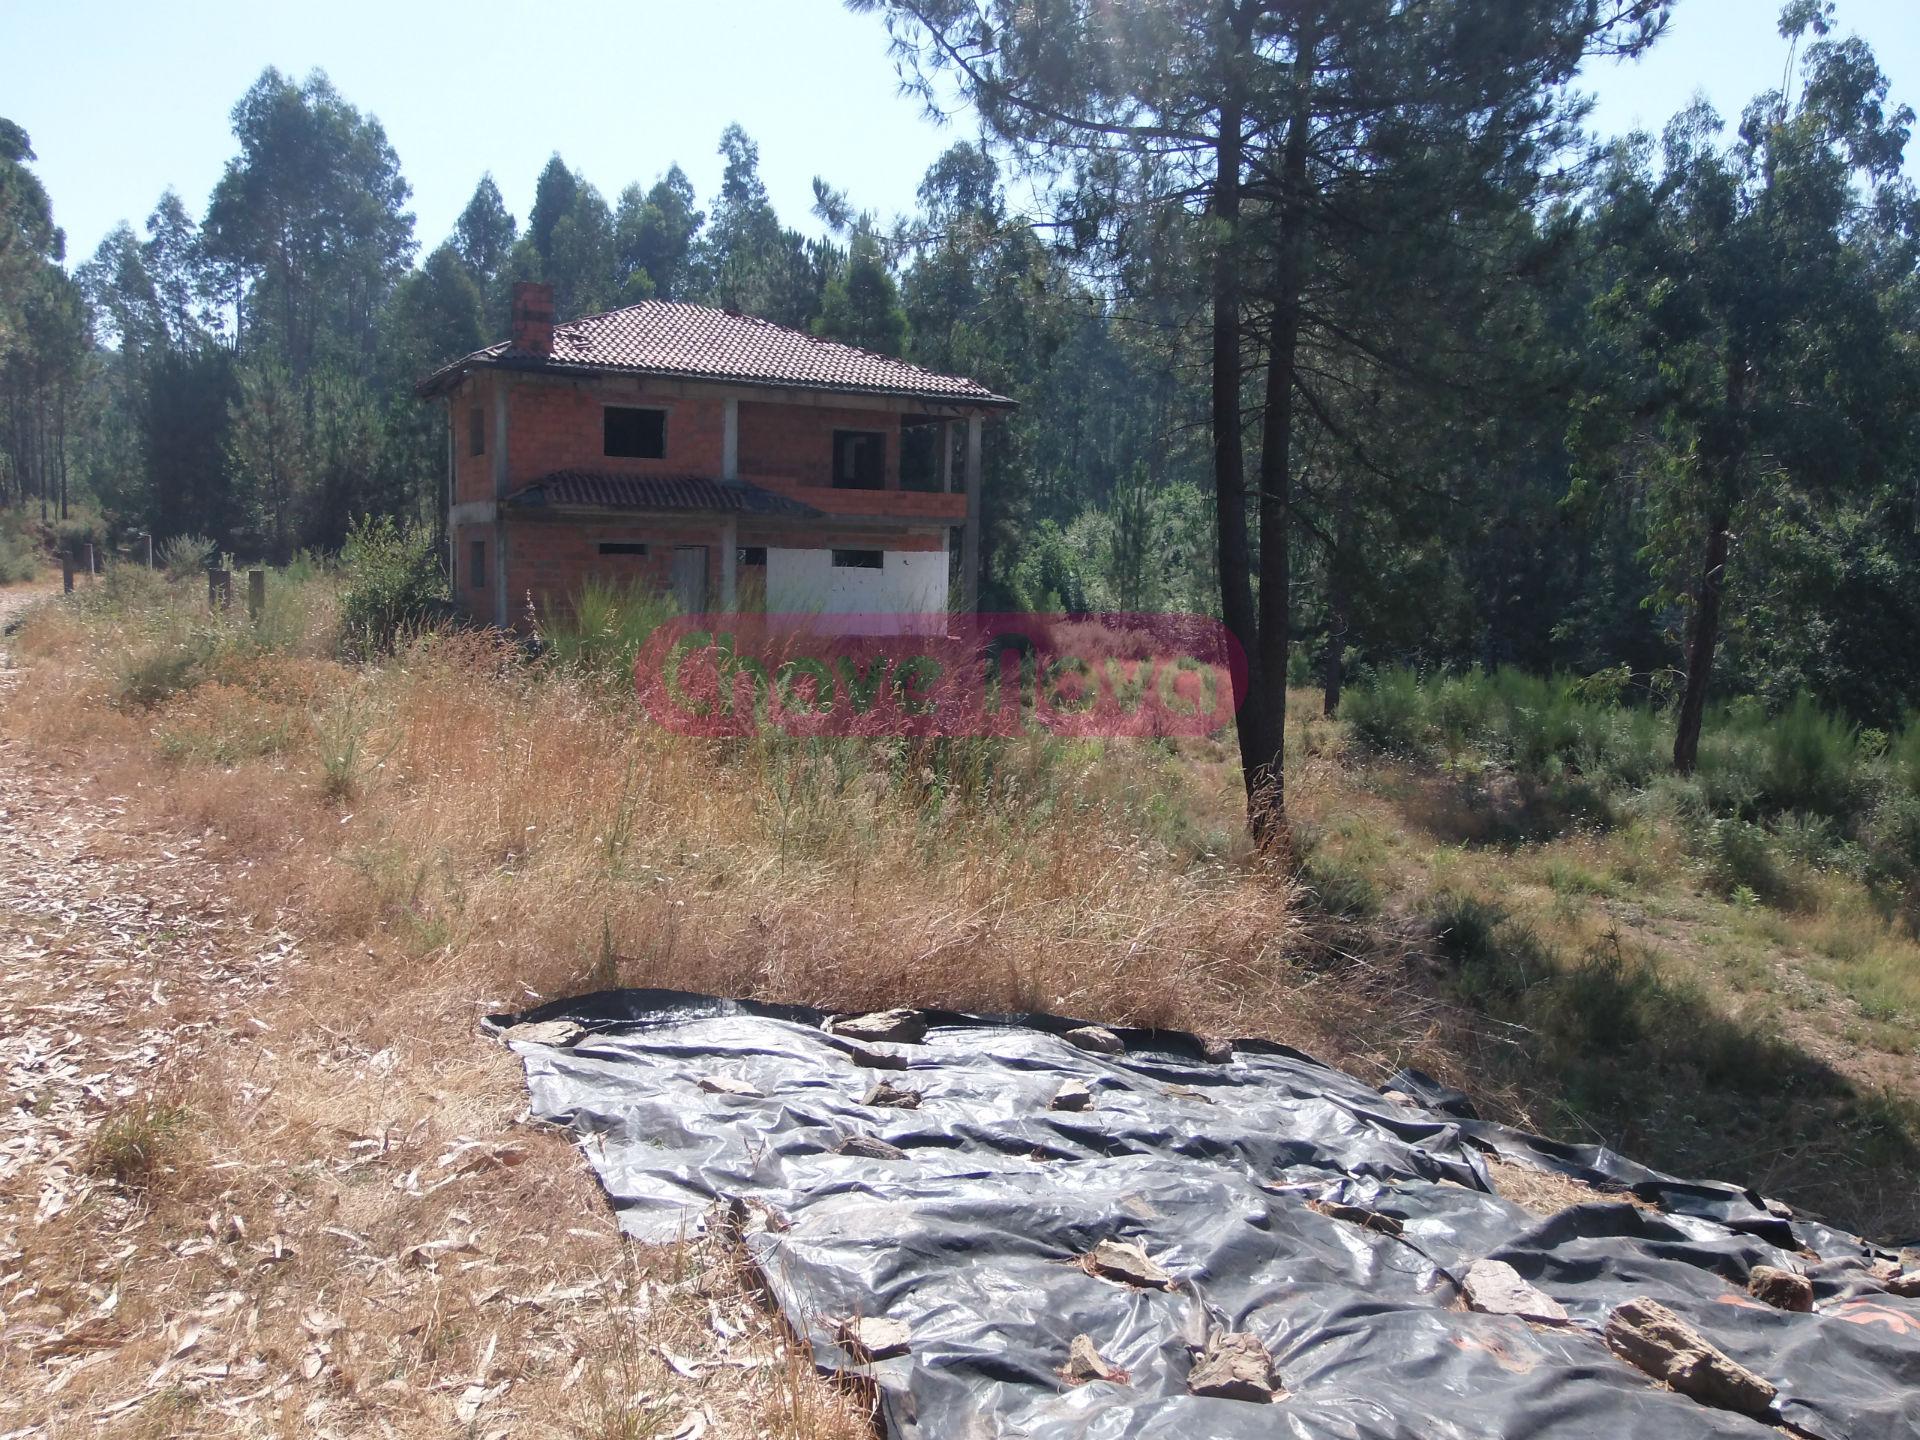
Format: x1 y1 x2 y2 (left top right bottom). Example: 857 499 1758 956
494 990 1920 1439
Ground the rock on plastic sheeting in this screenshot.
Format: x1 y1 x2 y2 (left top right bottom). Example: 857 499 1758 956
494 989 1920 1440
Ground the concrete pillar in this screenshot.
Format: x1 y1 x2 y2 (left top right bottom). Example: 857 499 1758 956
720 517 739 611
445 397 456 581
961 416 983 614
722 398 740 482
491 380 510 629
941 420 954 493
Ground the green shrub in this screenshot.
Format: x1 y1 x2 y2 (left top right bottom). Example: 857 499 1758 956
0 531 37 584
1428 890 1547 1006
1301 851 1381 919
0 509 40 583
53 510 108 563
1757 694 1859 818
159 533 217 580
539 576 677 688
1865 792 1920 873
1705 818 1803 908
1888 717 1920 797
112 632 215 708
1343 667 1430 754
339 517 446 656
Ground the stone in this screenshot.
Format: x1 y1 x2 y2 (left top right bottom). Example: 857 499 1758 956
1065 1025 1125 1055
1886 1270 1920 1299
1462 1258 1568 1325
1604 1298 1777 1419
862 1079 921 1109
1085 1238 1173 1290
837 1316 910 1360
1381 1090 1418 1108
1050 1080 1094 1112
502 1020 584 1048
829 1009 928 1045
1762 1197 1795 1219
1060 1333 1127 1385
1198 1035 1234 1063
1187 1331 1280 1403
845 1044 909 1071
1310 1200 1404 1238
1747 1265 1813 1313
697 1075 764 1098
836 1134 907 1161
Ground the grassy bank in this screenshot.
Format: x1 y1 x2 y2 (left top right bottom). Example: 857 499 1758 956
1297 666 1920 1235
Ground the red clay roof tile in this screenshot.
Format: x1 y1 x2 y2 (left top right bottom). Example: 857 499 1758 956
419 301 1012 407
506 472 821 518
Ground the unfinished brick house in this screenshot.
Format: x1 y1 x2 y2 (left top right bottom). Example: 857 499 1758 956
415 282 1013 629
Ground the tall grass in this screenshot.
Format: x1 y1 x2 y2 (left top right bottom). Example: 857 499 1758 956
12 561 1304 1039
1345 666 1919 899
538 576 679 688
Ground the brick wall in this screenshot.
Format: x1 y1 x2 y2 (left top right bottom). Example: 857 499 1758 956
451 375 495 506
737 400 901 487
507 382 726 486
505 515 728 620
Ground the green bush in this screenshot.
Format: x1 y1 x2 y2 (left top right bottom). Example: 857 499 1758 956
539 576 677 688
113 632 215 708
1705 818 1803 908
0 509 41 583
158 532 217 580
339 517 446 656
53 510 108 563
1887 717 1920 797
0 532 37 584
1757 694 1859 818
1343 667 1429 754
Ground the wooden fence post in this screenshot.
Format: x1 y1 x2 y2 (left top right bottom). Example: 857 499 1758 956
62 555 74 594
144 533 154 568
84 542 96 576
247 569 266 622
209 569 232 612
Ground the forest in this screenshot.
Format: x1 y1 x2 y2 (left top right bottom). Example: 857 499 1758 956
1 0 1916 821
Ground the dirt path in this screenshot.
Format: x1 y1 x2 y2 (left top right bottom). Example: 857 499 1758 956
0 585 860 1437
0 585 308 1427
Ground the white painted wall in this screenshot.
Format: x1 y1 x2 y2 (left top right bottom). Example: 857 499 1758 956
765 546 949 631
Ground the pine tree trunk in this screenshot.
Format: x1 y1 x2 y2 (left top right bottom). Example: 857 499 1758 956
1209 13 1261 814
1672 510 1730 774
1246 23 1317 854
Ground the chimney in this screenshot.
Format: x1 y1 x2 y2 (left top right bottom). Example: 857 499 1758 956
510 281 555 356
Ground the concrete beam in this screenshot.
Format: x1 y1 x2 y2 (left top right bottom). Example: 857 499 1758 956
961 416 983 614
492 378 511 628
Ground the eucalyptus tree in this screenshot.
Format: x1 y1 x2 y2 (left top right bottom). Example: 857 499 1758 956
1579 1 1918 771
200 68 415 375
453 174 518 293
614 166 704 302
850 0 1669 845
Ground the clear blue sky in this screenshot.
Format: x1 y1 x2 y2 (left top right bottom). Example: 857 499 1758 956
5 0 1915 272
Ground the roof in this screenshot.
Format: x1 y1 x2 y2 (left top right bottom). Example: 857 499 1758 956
505 472 821 518
418 300 1015 408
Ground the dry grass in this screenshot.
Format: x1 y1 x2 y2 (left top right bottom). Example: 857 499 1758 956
10 598 1315 1036
0 578 1373 1436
